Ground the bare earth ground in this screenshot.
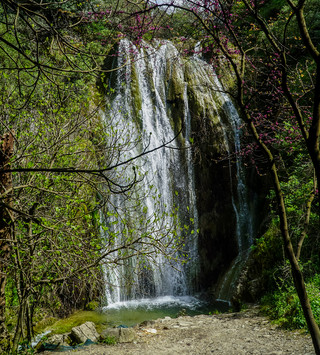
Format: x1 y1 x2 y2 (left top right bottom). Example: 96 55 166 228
44 307 315 355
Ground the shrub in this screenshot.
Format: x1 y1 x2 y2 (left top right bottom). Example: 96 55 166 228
262 275 320 329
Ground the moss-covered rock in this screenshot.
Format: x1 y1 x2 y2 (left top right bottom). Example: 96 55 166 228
131 63 143 130
165 46 186 143
40 311 108 335
183 57 239 290
184 59 229 153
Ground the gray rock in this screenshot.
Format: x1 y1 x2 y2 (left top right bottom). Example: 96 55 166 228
70 321 99 344
119 328 137 343
100 328 119 340
100 327 137 343
46 333 71 347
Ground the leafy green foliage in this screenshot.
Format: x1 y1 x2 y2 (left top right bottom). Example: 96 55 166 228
262 274 320 330
0 4 188 350
251 221 283 268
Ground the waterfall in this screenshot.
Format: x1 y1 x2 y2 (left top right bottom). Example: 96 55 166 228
102 39 253 305
102 40 199 304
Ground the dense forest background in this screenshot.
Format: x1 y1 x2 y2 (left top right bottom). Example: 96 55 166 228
1 0 320 353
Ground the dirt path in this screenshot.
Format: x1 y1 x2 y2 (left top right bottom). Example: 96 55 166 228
43 308 315 355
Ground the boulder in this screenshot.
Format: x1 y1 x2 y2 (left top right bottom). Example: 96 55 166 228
70 321 99 344
45 333 71 347
100 328 119 341
35 333 73 352
100 327 137 343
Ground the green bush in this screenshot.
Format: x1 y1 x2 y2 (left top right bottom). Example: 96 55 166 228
85 301 100 311
261 275 320 329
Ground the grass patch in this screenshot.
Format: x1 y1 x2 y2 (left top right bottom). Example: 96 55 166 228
100 335 117 345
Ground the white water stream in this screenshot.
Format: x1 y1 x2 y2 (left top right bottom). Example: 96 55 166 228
102 40 199 305
102 39 253 306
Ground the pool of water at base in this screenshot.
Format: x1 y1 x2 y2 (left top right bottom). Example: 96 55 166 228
100 295 230 327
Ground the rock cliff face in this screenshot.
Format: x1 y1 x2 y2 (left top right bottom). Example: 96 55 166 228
99 39 263 301
170 57 239 290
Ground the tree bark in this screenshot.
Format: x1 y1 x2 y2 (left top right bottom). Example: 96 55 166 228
270 165 320 354
0 132 14 353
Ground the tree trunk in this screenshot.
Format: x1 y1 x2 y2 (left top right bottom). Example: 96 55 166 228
270 149 320 354
291 261 320 354
245 113 320 353
0 132 14 353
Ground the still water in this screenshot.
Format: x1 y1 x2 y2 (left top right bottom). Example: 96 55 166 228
101 296 230 327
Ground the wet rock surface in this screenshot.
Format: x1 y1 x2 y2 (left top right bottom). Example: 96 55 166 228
43 308 314 354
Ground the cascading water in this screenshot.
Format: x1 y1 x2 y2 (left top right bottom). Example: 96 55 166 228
102 39 254 309
102 39 199 306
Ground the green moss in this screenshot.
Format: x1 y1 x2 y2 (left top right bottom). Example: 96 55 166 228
131 64 143 130
165 57 186 146
40 311 108 335
34 316 59 334
184 60 229 155
214 59 237 94
166 62 184 103
251 221 282 271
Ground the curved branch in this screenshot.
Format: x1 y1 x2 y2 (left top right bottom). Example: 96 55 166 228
1 129 182 175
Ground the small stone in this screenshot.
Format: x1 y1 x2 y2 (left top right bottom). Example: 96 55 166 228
144 328 157 334
178 322 192 327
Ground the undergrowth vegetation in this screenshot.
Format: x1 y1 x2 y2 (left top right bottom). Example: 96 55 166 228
261 276 320 330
